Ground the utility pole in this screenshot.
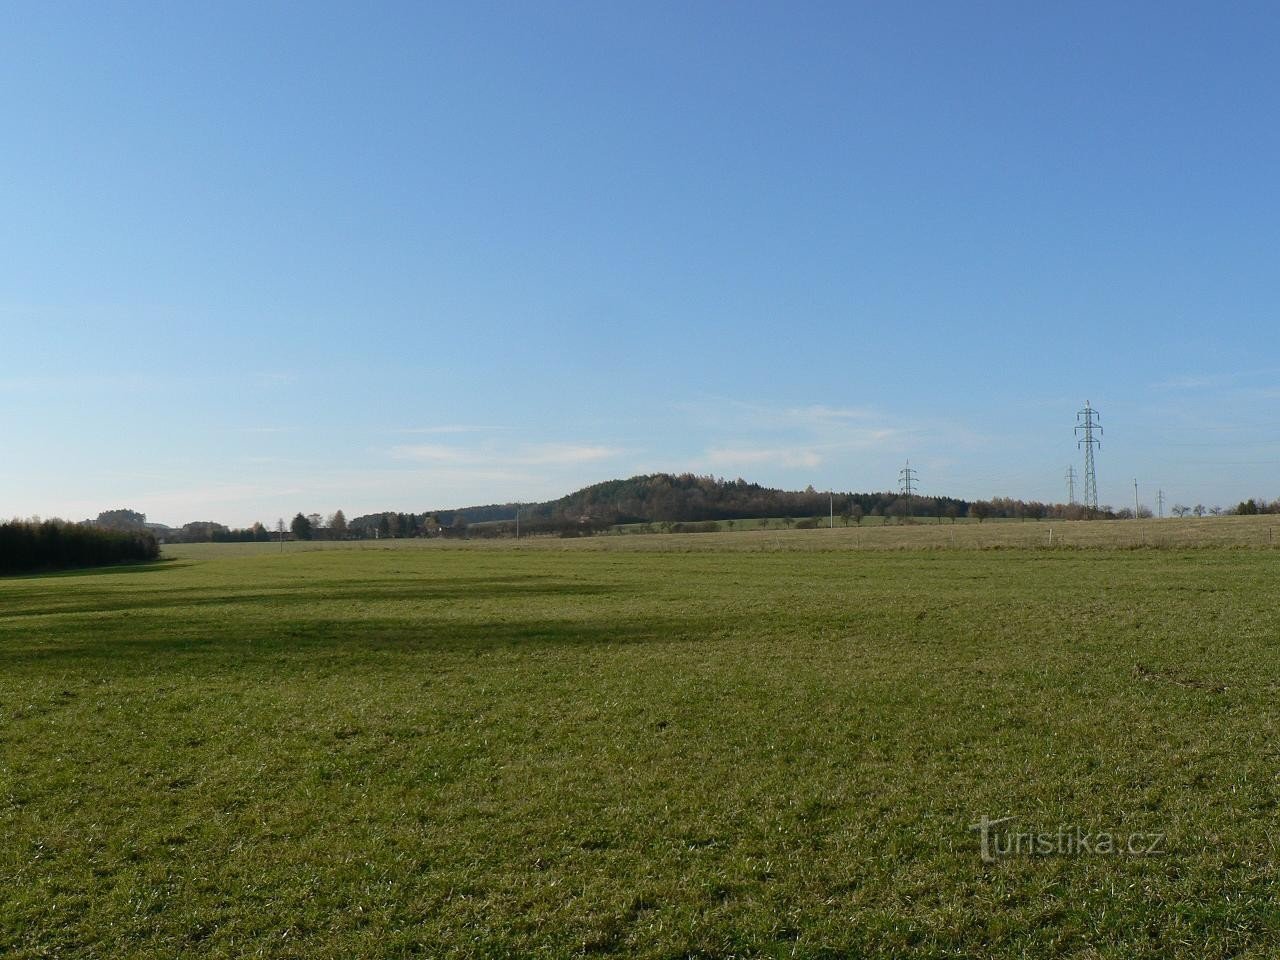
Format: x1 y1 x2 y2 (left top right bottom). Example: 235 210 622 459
1157 489 1166 518
1074 401 1102 513
1134 478 1140 517
1065 466 1077 506
899 459 918 521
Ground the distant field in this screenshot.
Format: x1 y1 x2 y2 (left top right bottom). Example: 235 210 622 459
169 513 1280 556
610 514 974 532
4 525 1280 957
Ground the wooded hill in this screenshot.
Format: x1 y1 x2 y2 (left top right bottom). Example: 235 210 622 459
349 473 973 536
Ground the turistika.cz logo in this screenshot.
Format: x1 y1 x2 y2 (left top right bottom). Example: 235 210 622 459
970 815 1166 863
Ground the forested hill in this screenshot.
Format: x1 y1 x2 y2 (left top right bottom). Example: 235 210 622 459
503 474 971 524
349 474 971 535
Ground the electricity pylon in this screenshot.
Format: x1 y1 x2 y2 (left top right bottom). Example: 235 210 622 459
899 459 918 520
1065 466 1077 505
1156 489 1166 518
899 459 918 497
1075 402 1102 512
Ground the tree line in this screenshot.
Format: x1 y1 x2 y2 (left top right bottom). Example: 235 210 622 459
0 519 159 575
53 476 1273 556
1233 498 1280 516
253 475 1272 542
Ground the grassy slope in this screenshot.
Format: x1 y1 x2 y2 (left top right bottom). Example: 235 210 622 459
2 533 1279 957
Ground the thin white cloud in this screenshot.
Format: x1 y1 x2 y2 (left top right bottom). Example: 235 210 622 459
0 374 160 392
677 397 879 430
388 443 475 464
674 395 926 479
255 371 298 386
386 425 503 435
680 396 901 437
705 446 824 469
1151 367 1280 391
782 404 879 422
1239 386 1280 401
518 444 621 465
389 442 621 467
1152 375 1218 390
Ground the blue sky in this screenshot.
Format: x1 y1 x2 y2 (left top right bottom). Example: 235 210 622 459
4 1 1279 526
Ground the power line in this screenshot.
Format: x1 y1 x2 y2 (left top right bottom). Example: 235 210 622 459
1075 401 1102 513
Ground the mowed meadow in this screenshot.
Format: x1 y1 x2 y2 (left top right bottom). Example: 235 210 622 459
3 522 1280 958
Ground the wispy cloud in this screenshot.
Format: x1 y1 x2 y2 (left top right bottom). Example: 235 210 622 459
516 444 621 465
705 445 824 469
782 404 879 423
1240 386 1280 401
255 371 298 386
386 425 503 435
675 397 882 432
0 374 162 393
670 395 996 488
678 397 908 456
388 443 474 465
1151 367 1280 391
1153 375 1217 390
389 442 621 467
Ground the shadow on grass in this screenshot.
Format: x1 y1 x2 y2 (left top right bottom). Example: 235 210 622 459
0 575 616 619
0 558 184 582
0 610 696 669
0 573 683 670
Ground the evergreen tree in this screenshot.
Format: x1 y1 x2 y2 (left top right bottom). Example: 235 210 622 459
291 513 313 540
329 510 348 539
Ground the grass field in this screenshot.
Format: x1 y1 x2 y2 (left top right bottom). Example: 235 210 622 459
4 521 1280 957
609 515 978 533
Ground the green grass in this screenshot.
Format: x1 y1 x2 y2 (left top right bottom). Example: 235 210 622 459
3 530 1280 957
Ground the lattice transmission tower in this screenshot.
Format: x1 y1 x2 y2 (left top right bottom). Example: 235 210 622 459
899 459 918 497
1065 466 1077 505
899 459 918 520
1074 401 1102 512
